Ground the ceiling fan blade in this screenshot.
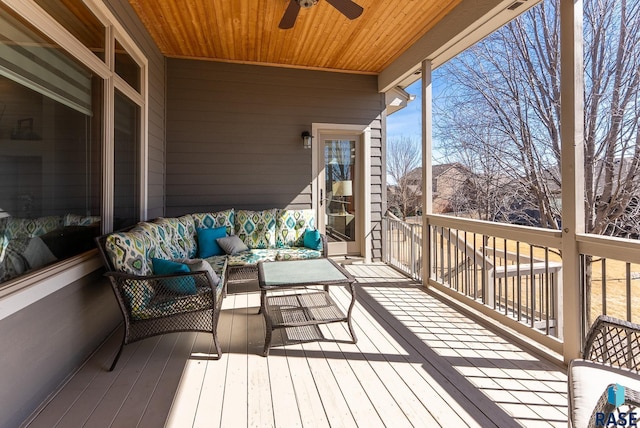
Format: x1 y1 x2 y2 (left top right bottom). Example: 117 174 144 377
279 0 301 29
325 0 363 20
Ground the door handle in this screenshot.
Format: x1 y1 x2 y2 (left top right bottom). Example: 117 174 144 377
320 189 323 206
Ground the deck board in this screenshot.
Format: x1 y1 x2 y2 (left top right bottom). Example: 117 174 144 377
24 263 568 428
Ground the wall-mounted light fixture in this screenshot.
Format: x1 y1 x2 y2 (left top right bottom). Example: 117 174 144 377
301 131 313 149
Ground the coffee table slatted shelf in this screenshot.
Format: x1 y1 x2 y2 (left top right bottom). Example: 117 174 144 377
268 291 347 327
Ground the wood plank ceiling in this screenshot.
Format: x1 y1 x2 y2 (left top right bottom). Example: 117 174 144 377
128 0 462 74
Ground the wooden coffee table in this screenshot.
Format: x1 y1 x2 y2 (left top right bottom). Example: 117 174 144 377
257 258 357 356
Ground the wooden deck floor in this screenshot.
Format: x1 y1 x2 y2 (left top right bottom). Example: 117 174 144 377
25 263 568 428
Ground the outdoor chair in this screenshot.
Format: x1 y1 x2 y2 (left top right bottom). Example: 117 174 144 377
568 315 640 427
95 233 224 371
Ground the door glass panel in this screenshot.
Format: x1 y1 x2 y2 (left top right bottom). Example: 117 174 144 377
324 139 356 242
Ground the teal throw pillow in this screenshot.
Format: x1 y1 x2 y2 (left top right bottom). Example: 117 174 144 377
197 226 227 258
303 229 322 251
151 258 197 295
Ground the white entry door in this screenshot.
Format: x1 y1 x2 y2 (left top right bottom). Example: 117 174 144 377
317 135 361 256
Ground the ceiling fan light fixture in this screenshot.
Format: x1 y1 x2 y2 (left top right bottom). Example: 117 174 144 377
279 0 362 30
298 0 318 8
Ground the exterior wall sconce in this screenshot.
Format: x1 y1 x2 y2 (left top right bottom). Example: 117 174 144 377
301 131 313 149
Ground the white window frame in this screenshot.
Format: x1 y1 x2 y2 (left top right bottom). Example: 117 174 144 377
0 0 148 314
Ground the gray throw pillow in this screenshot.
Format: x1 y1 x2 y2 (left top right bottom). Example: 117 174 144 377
175 258 220 286
216 235 249 255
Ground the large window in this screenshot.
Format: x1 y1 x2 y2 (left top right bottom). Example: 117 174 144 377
0 6 102 285
0 1 146 288
114 90 140 230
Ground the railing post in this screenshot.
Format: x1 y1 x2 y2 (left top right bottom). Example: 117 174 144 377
410 223 416 279
560 0 585 363
382 217 388 264
421 59 433 286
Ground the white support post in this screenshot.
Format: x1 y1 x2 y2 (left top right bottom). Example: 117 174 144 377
560 0 585 363
421 60 433 285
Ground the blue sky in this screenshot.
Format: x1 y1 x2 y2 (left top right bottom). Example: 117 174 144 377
387 80 422 142
386 78 449 163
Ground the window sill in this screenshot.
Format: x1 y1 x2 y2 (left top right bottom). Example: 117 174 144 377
0 250 103 321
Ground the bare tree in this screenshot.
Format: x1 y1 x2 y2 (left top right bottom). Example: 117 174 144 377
387 136 422 220
584 0 640 236
434 0 640 323
435 0 640 235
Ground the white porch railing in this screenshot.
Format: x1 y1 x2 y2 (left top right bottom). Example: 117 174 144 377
382 214 423 281
383 214 564 344
382 214 640 350
577 234 640 328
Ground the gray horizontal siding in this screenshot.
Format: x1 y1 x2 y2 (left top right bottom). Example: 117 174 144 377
1 272 120 428
370 125 383 261
166 59 383 220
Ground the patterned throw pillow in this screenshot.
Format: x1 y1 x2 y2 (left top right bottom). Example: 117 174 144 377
154 215 197 259
131 221 173 259
105 231 156 276
4 216 63 239
192 209 235 236
275 209 316 248
63 214 100 226
235 209 277 249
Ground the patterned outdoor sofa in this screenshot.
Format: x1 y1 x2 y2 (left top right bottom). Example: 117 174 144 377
96 208 327 370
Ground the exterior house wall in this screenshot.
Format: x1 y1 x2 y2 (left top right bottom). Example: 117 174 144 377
0 1 165 426
166 60 385 260
0 272 119 428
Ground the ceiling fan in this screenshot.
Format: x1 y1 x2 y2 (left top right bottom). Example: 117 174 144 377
279 0 364 29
